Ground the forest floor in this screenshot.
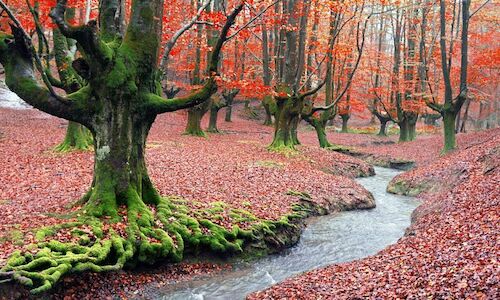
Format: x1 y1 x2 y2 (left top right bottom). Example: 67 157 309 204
0 104 498 299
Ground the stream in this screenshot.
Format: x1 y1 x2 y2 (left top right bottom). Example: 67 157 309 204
160 167 419 300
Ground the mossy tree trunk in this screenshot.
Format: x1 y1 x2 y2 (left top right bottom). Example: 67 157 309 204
55 121 93 151
269 0 317 151
185 0 222 137
398 118 410 142
208 89 238 133
306 117 331 148
408 113 418 141
0 0 243 293
290 115 300 145
425 0 470 153
269 94 303 151
340 113 350 133
442 108 457 153
262 97 274 126
224 101 233 122
185 100 211 137
207 105 220 133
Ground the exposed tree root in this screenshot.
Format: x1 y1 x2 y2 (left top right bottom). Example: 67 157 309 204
0 196 316 294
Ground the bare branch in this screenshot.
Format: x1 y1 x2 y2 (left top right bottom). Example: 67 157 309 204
300 80 326 99
470 0 490 18
226 0 281 41
160 0 213 71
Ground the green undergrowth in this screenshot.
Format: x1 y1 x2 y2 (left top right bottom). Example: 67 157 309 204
0 195 323 294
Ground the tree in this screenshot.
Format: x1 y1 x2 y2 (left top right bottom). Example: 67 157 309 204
302 1 370 148
268 0 318 151
426 0 471 152
0 0 243 292
207 88 238 132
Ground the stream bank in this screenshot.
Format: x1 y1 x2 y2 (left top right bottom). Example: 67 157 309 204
250 134 499 299
155 167 418 300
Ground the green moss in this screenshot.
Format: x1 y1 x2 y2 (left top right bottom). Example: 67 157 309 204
54 122 93 152
0 228 24 246
286 190 312 200
34 222 82 242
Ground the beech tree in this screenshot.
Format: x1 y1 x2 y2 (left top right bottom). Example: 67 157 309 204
426 0 471 152
0 0 243 293
302 1 370 148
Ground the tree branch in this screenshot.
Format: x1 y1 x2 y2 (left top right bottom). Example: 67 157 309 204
226 0 281 41
0 2 63 100
160 0 212 71
300 80 325 99
50 0 112 62
0 33 93 126
470 0 490 19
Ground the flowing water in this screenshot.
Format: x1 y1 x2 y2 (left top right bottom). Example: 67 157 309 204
160 167 420 300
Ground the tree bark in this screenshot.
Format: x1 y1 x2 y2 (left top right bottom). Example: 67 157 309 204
55 121 93 152
185 100 211 137
225 101 233 122
207 105 220 133
340 114 350 133
263 97 274 126
309 118 331 148
443 109 457 153
398 118 410 142
407 113 418 141
378 118 389 136
269 95 302 150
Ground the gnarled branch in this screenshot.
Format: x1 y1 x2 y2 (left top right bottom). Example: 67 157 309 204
50 0 112 62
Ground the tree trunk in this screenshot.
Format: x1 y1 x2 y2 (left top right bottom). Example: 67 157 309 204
53 21 93 152
408 120 417 141
225 100 233 122
185 101 210 137
207 106 220 133
290 116 300 145
263 101 273 126
378 117 389 136
398 119 410 142
340 114 350 133
269 96 302 151
443 109 457 152
84 113 160 217
55 121 93 152
311 119 331 148
407 113 418 141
